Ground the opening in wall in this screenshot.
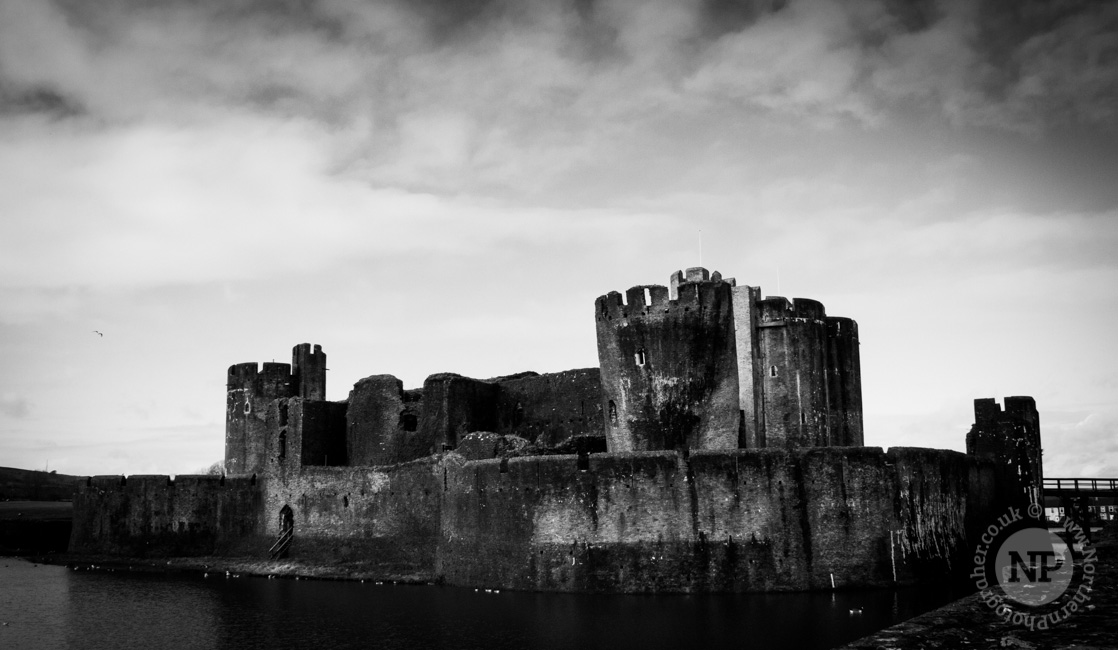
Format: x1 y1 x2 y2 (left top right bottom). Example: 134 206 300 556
279 431 287 460
608 400 618 425
635 348 647 366
770 365 777 377
400 413 418 432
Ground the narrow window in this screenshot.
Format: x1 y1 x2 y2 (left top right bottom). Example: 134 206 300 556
609 400 618 425
279 403 288 426
279 431 287 460
243 401 252 415
643 287 652 306
343 495 349 508
800 412 807 425
770 365 777 377
578 451 589 472
635 348 647 366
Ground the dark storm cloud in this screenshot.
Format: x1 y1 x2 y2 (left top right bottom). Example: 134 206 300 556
3 0 1114 133
0 82 84 118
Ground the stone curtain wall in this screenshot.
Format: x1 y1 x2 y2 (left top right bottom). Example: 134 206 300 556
69 475 264 557
437 447 992 592
68 447 997 593
493 368 605 447
260 458 445 574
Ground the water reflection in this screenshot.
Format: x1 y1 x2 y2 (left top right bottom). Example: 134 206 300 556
0 559 962 650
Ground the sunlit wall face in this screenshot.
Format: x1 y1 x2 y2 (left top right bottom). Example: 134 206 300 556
1 0 1116 477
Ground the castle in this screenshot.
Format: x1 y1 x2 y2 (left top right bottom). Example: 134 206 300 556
70 268 1041 593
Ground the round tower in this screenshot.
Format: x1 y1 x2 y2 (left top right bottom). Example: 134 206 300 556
755 297 832 448
594 268 739 453
825 317 862 446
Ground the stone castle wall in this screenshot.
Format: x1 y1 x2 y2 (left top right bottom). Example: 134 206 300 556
493 368 604 447
436 446 997 592
67 445 999 593
259 459 444 574
69 474 264 557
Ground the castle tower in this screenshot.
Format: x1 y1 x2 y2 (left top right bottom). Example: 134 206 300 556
967 396 1043 510
225 343 328 475
825 317 863 446
595 268 740 453
595 269 862 453
292 343 326 400
226 361 294 475
754 298 863 448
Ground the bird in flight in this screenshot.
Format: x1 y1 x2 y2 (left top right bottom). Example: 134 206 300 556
93 331 103 337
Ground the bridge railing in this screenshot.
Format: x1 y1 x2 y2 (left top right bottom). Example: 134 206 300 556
1043 478 1118 492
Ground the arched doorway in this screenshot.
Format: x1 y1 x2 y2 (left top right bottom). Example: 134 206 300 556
270 505 294 559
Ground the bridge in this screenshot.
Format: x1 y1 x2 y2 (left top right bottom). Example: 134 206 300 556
1043 478 1118 525
1044 478 1118 498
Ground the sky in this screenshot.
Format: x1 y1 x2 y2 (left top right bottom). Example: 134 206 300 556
1 0 1116 478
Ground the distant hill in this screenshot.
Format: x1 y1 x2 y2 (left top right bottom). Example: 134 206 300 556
0 466 81 501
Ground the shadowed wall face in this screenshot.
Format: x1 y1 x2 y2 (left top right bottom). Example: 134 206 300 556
436 447 985 593
419 374 499 450
494 368 604 448
596 279 740 453
69 475 264 557
346 375 426 466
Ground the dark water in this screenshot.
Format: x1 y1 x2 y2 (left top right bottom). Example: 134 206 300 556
0 558 963 650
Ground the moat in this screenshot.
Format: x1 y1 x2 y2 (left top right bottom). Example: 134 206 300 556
0 557 964 650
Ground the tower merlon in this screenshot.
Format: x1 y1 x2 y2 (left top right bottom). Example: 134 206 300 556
825 317 858 338
685 267 710 283
973 397 1002 425
624 285 671 310
1004 396 1038 418
595 292 626 321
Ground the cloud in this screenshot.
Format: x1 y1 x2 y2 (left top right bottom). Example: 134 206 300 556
3 0 1115 199
1043 408 1118 477
0 111 688 291
0 394 31 418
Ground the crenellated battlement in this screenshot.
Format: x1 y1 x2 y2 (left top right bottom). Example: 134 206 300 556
226 362 293 396
78 473 258 495
596 268 737 322
756 297 827 323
